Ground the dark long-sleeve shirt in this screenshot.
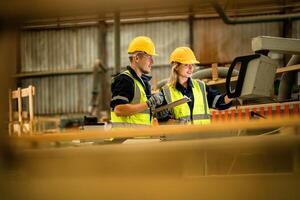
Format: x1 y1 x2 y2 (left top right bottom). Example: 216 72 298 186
158 78 231 121
110 66 152 110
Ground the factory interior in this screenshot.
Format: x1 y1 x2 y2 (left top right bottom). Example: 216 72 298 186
1 0 300 199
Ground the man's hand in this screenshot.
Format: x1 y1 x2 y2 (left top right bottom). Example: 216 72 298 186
146 92 164 108
224 95 233 104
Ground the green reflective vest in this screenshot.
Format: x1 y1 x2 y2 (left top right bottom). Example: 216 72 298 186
111 70 151 127
162 79 211 125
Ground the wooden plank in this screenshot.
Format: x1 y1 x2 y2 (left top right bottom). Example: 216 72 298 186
11 86 35 99
276 64 300 74
2 143 300 200
207 76 237 86
12 116 300 142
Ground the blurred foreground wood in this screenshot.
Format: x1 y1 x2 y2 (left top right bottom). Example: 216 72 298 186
11 116 300 143
1 117 300 200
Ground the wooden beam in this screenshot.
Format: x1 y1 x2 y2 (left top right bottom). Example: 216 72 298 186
28 85 34 134
11 116 300 142
211 63 219 81
276 64 300 74
207 76 237 86
13 68 93 78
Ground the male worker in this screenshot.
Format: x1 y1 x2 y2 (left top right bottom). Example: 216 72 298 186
110 36 164 127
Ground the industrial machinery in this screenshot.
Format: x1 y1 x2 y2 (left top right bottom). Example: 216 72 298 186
226 54 277 99
226 36 300 100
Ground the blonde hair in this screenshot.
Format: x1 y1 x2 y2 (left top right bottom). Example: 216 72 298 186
168 62 180 87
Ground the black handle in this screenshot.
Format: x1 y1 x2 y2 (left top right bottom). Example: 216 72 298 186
226 54 261 98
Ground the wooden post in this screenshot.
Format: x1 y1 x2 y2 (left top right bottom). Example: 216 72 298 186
8 89 13 136
17 87 22 136
114 11 121 74
28 85 35 134
188 14 194 50
99 21 110 113
212 63 218 81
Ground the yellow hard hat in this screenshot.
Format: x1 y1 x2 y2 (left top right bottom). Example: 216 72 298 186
169 47 200 64
128 36 157 56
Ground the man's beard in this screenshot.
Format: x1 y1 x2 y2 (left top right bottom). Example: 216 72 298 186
141 69 150 74
139 65 150 74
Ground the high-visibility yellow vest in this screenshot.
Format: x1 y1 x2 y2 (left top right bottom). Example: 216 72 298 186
162 79 211 125
111 70 151 127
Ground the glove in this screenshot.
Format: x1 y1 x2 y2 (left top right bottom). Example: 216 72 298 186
154 109 170 119
146 92 164 108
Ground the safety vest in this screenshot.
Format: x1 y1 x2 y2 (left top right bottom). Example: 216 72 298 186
162 79 211 125
111 70 151 127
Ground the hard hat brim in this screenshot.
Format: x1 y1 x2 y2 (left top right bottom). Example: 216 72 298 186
171 59 200 64
128 51 158 56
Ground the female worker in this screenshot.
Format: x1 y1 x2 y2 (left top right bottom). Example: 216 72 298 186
157 47 232 124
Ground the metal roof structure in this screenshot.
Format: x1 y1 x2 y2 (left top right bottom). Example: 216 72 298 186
1 0 300 22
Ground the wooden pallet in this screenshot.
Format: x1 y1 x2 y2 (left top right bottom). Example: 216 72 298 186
9 85 35 136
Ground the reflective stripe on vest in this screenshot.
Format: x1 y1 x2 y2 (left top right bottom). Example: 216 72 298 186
162 79 211 125
111 70 151 127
